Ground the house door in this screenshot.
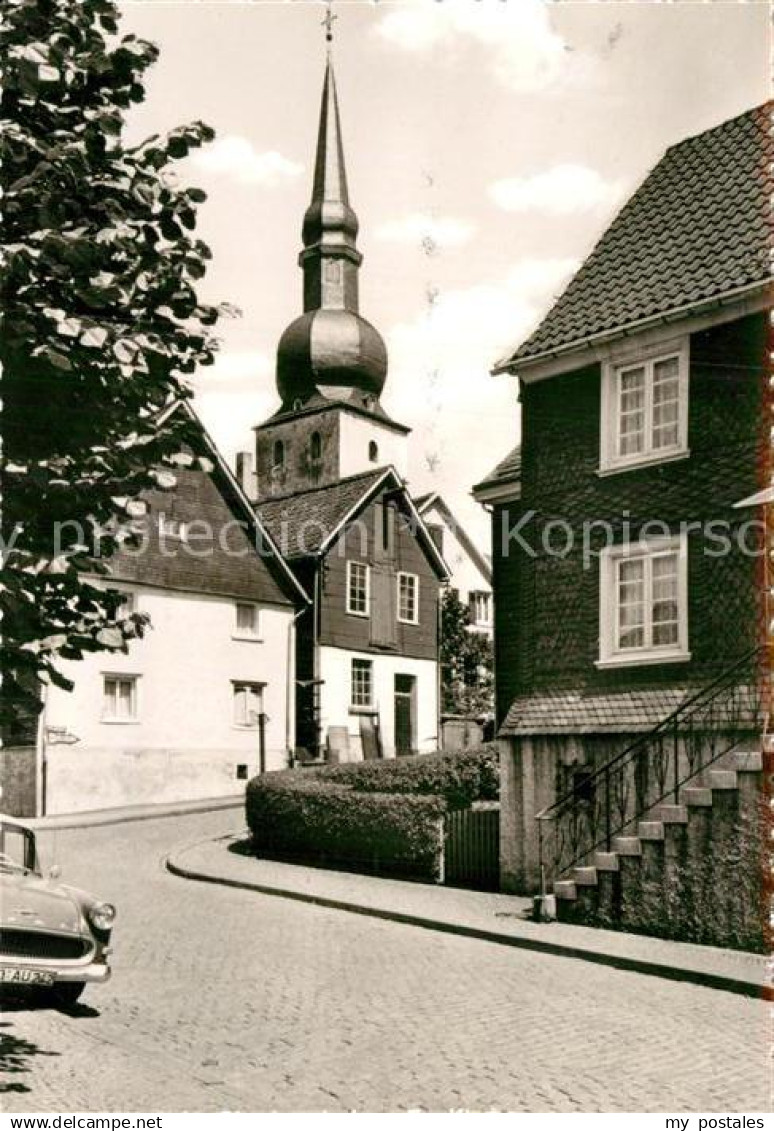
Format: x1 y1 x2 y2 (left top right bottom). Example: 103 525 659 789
394 674 416 756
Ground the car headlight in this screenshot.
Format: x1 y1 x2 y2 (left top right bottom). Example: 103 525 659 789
89 902 116 931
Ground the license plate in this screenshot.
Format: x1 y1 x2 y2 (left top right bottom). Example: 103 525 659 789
0 967 55 986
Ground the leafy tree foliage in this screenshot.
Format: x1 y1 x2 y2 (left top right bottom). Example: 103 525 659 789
1 0 226 731
440 589 494 719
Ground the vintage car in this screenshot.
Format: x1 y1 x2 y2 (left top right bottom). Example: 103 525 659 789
0 814 115 1004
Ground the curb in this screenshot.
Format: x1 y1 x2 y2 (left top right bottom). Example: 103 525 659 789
165 848 767 1001
26 796 244 831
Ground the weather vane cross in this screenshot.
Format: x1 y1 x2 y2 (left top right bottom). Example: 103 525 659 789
322 0 337 44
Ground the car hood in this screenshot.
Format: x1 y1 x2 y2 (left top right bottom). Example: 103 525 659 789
1 872 84 935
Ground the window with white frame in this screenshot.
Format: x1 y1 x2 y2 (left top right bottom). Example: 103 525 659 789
598 536 689 667
601 342 688 472
397 572 419 624
351 659 373 708
232 682 263 728
469 591 492 625
102 674 139 722
346 561 370 616
234 602 260 639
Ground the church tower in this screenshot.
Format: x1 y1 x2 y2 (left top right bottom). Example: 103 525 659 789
253 47 410 498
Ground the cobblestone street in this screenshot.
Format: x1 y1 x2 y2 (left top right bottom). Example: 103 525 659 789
2 812 769 1112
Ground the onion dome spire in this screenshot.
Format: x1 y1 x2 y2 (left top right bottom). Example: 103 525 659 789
276 41 388 410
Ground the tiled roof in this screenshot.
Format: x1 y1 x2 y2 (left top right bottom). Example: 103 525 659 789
498 103 772 369
256 469 388 559
498 687 698 737
473 446 522 492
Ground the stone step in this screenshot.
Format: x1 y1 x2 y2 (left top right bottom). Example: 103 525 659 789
612 835 642 856
593 851 619 872
553 880 577 901
706 768 738 790
651 804 688 824
638 820 665 841
724 749 763 773
682 786 713 807
572 866 598 886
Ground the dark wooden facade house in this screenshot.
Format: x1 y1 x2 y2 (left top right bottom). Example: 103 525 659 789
259 468 447 759
474 105 771 947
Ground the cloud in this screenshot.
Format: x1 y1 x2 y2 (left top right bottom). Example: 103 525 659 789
375 212 475 251
489 164 625 216
375 0 591 93
191 136 303 186
381 258 577 515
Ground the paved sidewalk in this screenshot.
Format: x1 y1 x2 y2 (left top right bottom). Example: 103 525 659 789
24 793 243 830
166 824 770 999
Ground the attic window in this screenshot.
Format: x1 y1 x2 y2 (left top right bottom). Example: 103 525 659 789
600 339 689 473
369 440 379 463
273 439 286 470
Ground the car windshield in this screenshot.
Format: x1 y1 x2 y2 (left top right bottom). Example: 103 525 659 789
0 823 36 874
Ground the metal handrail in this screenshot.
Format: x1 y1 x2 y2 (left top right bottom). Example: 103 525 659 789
535 643 768 884
535 644 765 825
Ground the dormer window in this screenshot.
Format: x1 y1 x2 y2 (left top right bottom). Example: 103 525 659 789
368 440 379 463
273 439 286 470
600 339 689 473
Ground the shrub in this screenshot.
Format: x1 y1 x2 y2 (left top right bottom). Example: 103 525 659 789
246 776 446 881
301 745 498 810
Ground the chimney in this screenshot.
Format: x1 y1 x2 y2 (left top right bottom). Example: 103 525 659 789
235 451 258 500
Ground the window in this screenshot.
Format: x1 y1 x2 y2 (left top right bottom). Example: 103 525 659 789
158 515 188 542
469 591 492 625
234 602 260 639
233 682 263 728
272 439 285 470
310 431 322 462
368 440 379 463
598 536 689 667
601 341 688 472
351 659 373 708
346 561 370 617
397 572 419 624
102 675 139 722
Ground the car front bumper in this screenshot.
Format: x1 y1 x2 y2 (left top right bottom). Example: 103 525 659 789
0 959 111 987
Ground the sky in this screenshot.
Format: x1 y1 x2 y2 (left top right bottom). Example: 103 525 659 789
120 0 770 541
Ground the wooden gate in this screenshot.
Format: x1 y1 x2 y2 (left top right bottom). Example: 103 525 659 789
443 806 500 891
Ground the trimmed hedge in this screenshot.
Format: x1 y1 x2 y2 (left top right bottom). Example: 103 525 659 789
246 777 446 880
319 745 498 809
245 747 498 880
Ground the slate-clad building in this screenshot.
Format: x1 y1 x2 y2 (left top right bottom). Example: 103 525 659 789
242 55 448 761
476 105 771 906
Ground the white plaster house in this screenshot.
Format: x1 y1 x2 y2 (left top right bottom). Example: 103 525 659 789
37 403 307 816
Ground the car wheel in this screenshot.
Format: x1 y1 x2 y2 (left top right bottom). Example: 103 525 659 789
54 982 86 1006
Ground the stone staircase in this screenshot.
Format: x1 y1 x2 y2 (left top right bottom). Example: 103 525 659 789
551 743 767 950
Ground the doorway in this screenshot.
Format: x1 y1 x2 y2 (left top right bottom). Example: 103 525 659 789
394 674 416 756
